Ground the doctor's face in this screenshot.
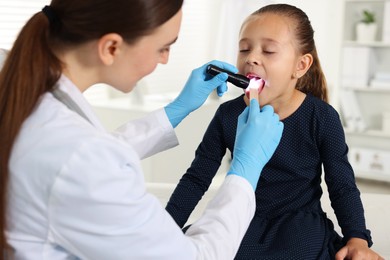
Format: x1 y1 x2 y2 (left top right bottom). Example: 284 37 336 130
113 9 182 93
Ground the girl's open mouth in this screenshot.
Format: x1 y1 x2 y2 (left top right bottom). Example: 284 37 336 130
244 75 265 99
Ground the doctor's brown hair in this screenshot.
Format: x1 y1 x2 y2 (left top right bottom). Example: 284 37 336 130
249 4 328 102
0 0 183 256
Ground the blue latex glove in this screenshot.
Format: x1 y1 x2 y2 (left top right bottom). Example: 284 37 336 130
228 99 284 190
164 60 238 128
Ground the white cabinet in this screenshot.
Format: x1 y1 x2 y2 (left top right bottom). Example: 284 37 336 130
339 0 390 182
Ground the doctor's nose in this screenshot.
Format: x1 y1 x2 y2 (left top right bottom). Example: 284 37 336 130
159 50 170 65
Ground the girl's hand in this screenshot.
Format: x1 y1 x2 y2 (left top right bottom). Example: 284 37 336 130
335 238 384 260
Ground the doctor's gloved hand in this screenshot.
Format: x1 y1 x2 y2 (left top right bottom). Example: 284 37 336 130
164 60 237 128
228 99 284 190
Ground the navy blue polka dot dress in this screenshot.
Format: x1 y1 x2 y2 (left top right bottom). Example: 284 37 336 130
166 94 373 259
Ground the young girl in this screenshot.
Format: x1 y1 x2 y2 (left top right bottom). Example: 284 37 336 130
166 4 383 259
0 0 283 258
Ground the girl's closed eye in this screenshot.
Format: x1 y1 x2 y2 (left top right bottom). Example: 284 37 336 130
261 44 277 55
263 50 275 55
238 41 251 53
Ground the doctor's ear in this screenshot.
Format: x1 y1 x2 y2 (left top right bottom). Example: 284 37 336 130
293 53 313 79
98 33 124 66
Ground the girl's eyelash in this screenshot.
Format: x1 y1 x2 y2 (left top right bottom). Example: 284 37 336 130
239 49 274 54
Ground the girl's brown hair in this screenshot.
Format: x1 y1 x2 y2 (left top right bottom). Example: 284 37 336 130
0 0 183 255
252 4 328 102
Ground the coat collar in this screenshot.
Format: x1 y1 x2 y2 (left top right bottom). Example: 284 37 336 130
55 75 107 132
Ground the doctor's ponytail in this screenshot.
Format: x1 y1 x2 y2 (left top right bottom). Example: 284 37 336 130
0 10 61 257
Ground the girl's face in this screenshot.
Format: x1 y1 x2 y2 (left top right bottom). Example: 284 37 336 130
108 9 182 93
237 13 302 107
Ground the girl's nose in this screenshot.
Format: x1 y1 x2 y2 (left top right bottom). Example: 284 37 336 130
245 52 260 66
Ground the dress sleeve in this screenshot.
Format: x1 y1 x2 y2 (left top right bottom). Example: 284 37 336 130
48 134 255 259
166 106 228 228
112 108 179 159
320 107 373 246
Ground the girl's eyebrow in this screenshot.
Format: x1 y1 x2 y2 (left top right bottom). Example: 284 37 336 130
237 39 281 51
260 37 280 45
239 37 280 45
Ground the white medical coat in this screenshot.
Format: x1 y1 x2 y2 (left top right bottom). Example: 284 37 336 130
6 75 255 259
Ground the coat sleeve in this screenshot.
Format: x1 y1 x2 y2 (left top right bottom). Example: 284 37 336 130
48 135 255 260
112 108 179 159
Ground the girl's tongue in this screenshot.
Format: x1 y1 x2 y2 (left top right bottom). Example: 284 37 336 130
245 78 265 99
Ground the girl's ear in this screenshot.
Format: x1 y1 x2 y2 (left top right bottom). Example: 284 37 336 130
97 33 123 66
294 53 313 79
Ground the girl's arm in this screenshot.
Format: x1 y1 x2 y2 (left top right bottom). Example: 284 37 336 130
166 107 228 227
320 106 372 245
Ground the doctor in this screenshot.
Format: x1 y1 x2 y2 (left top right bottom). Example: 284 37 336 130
0 0 283 259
